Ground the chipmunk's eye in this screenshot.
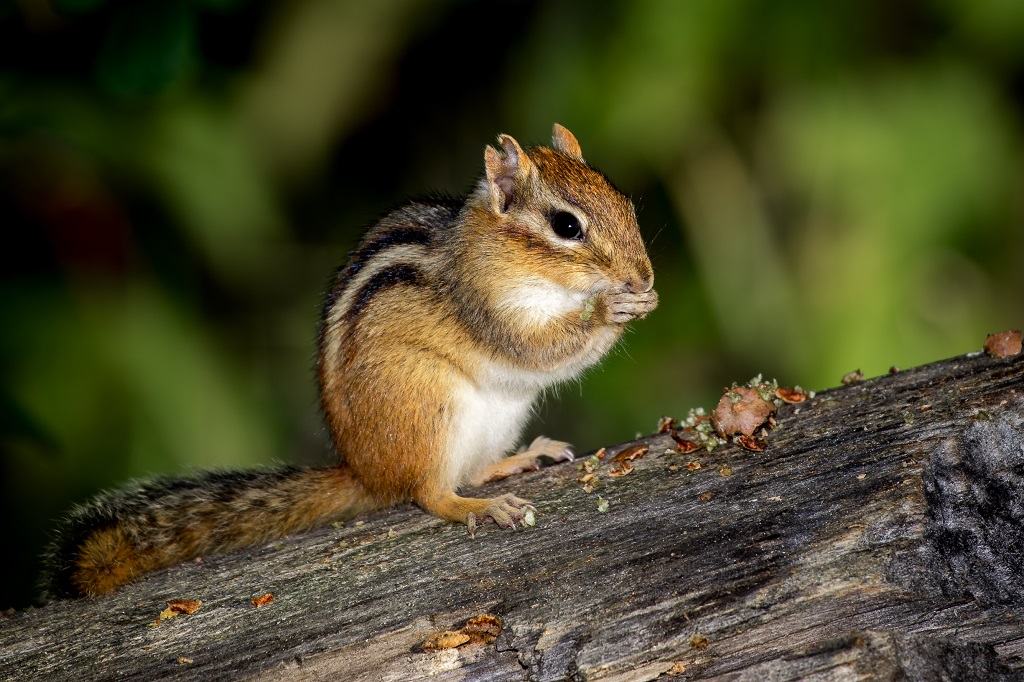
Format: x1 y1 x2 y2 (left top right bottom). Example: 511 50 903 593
549 211 583 241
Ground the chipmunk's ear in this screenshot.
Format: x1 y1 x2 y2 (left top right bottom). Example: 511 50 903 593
551 123 584 162
484 133 535 213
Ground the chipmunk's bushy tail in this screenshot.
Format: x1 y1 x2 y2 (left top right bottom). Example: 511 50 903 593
42 465 375 599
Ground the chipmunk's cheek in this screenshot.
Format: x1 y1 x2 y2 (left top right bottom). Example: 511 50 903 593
497 275 586 325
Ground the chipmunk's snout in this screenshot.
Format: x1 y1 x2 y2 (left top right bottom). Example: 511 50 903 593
625 270 654 295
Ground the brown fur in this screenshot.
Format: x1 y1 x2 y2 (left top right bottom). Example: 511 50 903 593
44 125 656 598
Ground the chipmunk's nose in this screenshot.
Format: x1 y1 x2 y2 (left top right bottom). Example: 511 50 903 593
625 269 654 294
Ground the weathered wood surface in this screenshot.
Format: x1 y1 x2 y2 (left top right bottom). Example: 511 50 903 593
2 351 1024 681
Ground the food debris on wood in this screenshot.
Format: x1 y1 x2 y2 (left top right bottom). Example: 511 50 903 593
578 453 603 492
661 407 724 454
608 465 632 478
711 386 774 438
666 661 688 676
166 599 201 615
736 435 767 451
150 599 201 626
420 614 503 651
690 633 710 648
251 594 274 608
671 430 704 454
461 614 502 643
421 631 470 650
775 386 812 403
658 374 809 465
609 444 649 477
842 369 864 385
984 329 1022 358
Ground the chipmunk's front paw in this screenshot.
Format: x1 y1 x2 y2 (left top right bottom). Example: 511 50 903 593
467 494 536 537
603 288 658 324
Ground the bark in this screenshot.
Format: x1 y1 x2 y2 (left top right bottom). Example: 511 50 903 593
2 351 1023 681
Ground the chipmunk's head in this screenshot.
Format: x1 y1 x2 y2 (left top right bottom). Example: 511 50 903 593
473 124 654 299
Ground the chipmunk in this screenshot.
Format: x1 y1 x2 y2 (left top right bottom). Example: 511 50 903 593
42 124 657 598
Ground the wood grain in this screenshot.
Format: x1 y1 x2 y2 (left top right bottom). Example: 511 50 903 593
2 351 1023 681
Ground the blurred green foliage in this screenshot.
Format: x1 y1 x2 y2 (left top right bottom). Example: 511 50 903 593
2 0 1022 608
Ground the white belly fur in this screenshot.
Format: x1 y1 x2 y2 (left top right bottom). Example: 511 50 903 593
445 379 537 491
442 289 624 489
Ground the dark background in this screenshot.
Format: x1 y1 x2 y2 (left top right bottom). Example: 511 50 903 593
2 0 1023 609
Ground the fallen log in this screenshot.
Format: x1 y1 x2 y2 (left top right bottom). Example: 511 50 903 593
2 349 1023 681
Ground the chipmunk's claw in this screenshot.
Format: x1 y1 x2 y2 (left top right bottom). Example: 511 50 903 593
466 495 535 536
